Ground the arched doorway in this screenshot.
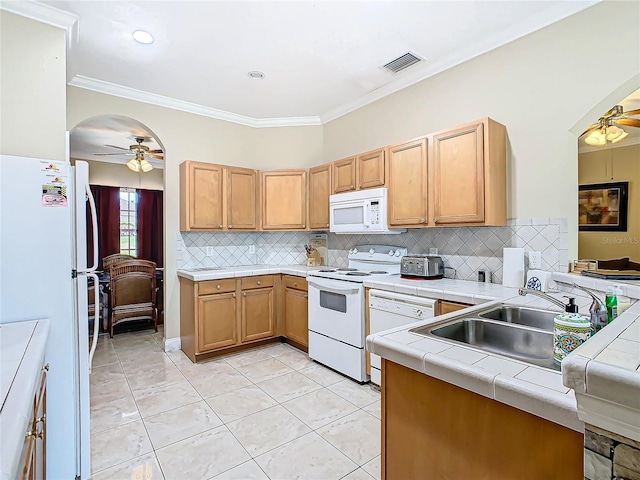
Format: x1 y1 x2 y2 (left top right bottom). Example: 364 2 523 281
70 114 166 339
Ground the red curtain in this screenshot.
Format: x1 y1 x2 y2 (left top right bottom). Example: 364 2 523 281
87 185 121 270
137 189 163 267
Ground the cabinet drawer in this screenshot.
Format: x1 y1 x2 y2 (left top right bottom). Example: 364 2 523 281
199 279 236 295
283 276 307 291
241 275 274 290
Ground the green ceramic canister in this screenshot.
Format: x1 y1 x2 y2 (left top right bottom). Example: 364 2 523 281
553 313 591 363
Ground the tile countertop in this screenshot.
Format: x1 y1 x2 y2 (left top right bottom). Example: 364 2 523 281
177 264 326 281
365 276 639 434
0 319 50 480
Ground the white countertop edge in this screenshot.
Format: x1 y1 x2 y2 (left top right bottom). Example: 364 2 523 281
576 393 640 442
494 375 583 433
0 319 50 480
584 359 640 411
177 265 322 281
553 272 640 300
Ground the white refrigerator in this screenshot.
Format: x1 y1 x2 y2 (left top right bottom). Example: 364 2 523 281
0 155 98 480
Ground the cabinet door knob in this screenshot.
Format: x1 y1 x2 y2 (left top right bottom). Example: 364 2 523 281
42 364 49 372
420 217 425 223
219 224 223 229
433 217 439 223
294 282 298 287
302 224 305 228
228 224 233 228
350 185 354 190
243 292 246 297
326 223 329 227
304 294 308 299
359 183 362 188
257 281 261 285
216 284 221 290
232 293 236 298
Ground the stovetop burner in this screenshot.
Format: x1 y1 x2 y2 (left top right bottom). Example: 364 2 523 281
318 269 337 272
337 268 357 272
370 271 388 274
345 271 371 276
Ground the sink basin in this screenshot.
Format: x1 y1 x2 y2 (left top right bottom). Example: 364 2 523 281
411 318 558 371
478 306 557 332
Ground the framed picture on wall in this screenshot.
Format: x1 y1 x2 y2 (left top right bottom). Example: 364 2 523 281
578 181 628 232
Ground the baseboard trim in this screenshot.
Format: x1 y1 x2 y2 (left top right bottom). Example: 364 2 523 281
164 336 181 352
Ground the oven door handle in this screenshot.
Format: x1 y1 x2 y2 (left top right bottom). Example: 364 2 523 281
307 279 360 295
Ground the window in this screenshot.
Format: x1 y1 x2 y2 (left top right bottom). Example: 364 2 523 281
120 188 138 257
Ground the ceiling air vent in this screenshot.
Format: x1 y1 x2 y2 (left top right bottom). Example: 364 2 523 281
382 52 423 73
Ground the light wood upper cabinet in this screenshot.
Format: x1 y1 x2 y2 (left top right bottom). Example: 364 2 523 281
180 161 224 230
261 170 307 230
309 163 332 230
431 118 506 226
357 148 386 190
227 166 258 230
241 287 274 343
198 292 238 352
333 157 357 193
387 138 428 227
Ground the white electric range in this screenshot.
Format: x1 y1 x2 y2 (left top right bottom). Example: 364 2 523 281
307 245 407 382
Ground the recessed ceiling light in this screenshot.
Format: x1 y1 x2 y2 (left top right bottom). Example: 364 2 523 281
248 71 265 80
133 30 154 44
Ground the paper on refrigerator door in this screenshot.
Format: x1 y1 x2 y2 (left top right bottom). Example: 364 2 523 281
503 247 525 288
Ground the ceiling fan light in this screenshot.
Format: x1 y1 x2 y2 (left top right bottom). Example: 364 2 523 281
605 125 623 141
611 130 629 144
127 159 141 172
585 130 606 146
140 159 153 172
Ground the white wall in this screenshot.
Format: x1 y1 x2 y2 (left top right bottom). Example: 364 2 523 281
322 1 640 259
0 11 66 160
81 159 164 190
67 87 324 340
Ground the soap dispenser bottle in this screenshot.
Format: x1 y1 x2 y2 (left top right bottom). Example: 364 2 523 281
606 286 622 324
553 296 591 364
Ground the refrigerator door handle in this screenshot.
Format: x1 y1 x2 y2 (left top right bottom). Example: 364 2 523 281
85 272 100 373
85 184 99 273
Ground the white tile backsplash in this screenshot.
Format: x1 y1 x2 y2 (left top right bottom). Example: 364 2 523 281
178 218 568 284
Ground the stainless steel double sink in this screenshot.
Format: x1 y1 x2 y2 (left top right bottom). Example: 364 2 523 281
410 306 561 371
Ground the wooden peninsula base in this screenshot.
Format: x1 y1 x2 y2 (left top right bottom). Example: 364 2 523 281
381 360 583 480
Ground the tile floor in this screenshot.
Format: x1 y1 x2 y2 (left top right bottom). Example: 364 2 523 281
90 327 381 480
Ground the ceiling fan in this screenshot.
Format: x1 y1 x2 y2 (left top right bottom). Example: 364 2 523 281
93 137 163 172
582 105 640 147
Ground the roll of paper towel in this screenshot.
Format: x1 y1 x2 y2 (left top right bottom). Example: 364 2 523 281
503 248 525 287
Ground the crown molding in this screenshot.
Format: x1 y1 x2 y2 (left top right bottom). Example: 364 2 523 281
69 75 322 129
0 1 78 31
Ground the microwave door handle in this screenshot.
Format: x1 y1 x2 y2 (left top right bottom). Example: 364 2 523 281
363 201 371 227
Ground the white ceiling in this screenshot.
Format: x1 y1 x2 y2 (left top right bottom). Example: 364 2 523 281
40 0 599 125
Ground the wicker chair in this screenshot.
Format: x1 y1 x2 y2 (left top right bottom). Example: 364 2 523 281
109 259 157 337
102 253 136 272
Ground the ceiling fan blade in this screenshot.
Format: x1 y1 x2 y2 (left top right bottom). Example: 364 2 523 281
622 108 640 117
103 144 131 151
149 154 164 160
149 149 164 154
581 123 600 137
94 152 135 156
613 118 640 128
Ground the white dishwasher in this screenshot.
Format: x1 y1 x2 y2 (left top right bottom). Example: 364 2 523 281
368 289 438 385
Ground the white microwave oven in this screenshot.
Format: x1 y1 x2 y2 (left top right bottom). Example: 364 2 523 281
329 187 405 234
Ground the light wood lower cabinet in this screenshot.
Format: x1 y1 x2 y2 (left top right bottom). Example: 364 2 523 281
180 274 307 361
382 360 583 479
241 287 274 343
21 364 47 480
283 276 308 349
438 300 472 315
198 292 238 351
